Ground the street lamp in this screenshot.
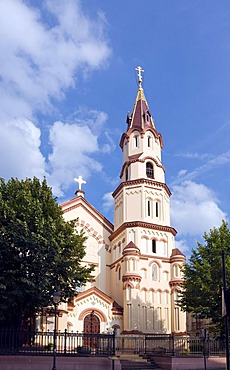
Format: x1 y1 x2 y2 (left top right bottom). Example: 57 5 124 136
52 291 61 370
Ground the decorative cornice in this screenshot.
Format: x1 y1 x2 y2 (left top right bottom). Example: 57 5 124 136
60 197 114 234
112 178 171 198
122 273 142 283
169 279 183 287
170 255 186 263
109 221 177 241
78 308 107 322
75 286 113 305
120 156 165 178
120 126 163 149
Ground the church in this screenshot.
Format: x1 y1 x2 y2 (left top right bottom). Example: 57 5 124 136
44 67 186 335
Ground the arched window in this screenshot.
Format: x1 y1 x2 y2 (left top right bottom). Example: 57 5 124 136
156 201 160 217
146 198 153 218
133 134 139 148
125 167 129 181
152 263 158 281
152 239 156 253
147 136 151 147
173 264 180 278
147 199 151 216
146 162 154 179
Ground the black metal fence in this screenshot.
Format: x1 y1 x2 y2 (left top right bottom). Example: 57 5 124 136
0 330 226 357
116 334 226 356
0 330 116 356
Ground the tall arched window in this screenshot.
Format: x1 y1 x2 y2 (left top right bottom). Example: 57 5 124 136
173 264 180 278
147 136 152 148
133 134 139 148
152 239 156 253
146 198 153 218
152 263 158 281
156 201 160 217
125 167 129 181
146 162 154 179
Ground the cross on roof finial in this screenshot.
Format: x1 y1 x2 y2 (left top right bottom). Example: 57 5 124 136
135 66 144 88
74 176 86 191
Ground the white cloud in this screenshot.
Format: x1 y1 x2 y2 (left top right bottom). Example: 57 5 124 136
175 152 212 160
0 0 112 194
102 192 114 212
48 120 104 196
174 239 190 255
171 180 227 237
178 169 187 177
0 119 46 179
0 0 111 121
172 151 230 185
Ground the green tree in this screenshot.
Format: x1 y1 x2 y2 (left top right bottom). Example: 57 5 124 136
0 177 94 329
179 220 230 332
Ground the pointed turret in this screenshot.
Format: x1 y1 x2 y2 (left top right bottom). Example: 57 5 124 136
120 67 163 150
127 87 155 131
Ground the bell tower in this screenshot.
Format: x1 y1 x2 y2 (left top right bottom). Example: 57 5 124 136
114 66 171 233
110 67 186 334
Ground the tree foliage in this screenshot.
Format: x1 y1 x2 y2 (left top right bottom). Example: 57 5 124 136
179 220 230 330
0 177 94 328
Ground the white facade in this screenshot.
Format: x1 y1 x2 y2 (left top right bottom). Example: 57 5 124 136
38 70 186 335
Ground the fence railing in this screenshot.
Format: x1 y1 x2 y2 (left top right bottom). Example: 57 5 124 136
0 330 115 356
0 330 226 357
116 334 226 357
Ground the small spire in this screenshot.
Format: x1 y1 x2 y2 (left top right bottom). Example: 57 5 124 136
74 176 86 197
135 66 144 88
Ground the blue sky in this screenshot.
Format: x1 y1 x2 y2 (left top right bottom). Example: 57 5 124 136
0 0 230 255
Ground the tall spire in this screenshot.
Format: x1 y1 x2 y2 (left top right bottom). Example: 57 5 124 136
127 66 155 132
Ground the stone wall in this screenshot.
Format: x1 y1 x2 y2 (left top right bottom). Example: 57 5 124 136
0 356 121 370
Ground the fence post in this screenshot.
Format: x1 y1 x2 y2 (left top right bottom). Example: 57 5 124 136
112 328 117 355
172 334 175 356
64 329 67 354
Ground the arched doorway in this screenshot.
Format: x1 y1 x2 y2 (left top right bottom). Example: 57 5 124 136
83 311 100 348
84 311 100 334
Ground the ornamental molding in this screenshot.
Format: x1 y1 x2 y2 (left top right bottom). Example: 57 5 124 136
169 279 183 288
113 178 171 198
109 221 177 241
120 156 165 178
122 273 142 283
60 197 114 234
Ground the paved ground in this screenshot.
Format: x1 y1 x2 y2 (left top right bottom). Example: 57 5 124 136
119 353 163 370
